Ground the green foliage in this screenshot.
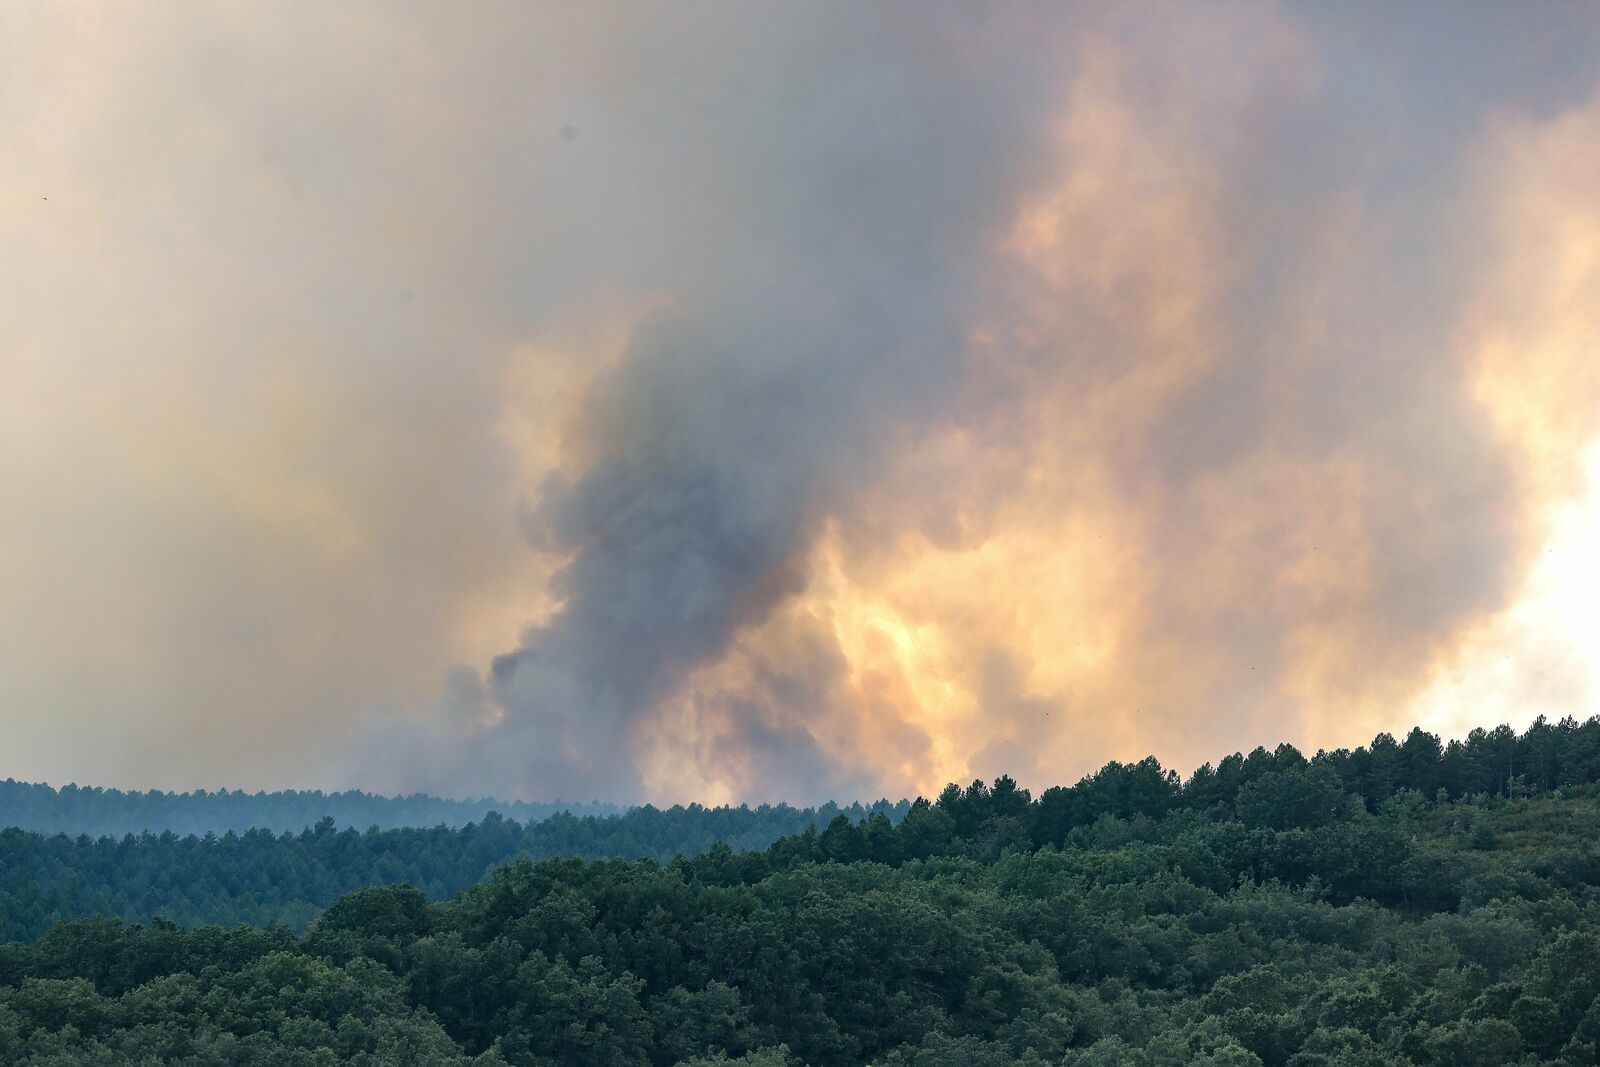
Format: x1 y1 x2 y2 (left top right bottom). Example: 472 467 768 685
0 802 907 942
0 779 626 836
1 718 1599 1064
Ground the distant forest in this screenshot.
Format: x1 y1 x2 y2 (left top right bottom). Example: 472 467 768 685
0 780 626 837
3 717 1600 1065
0 800 910 942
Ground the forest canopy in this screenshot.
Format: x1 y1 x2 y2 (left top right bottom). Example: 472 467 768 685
2 718 1600 1065
0 780 624 837
0 799 908 942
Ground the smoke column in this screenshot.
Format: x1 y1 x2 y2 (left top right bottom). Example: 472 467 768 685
4 4 1599 802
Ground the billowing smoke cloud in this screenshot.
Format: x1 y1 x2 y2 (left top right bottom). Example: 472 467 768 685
471 12 1073 800
465 5 1600 804
4 4 1599 802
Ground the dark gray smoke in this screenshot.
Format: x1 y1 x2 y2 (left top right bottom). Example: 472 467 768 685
476 10 1070 800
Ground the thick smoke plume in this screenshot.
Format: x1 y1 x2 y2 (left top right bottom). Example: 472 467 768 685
461 5 1600 804
471 12 1070 801
4 4 1599 801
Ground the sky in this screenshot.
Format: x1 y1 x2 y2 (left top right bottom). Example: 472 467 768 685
3 3 1599 805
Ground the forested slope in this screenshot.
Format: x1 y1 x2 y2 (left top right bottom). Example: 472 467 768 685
2 718 1600 1065
0 801 908 941
0 780 623 837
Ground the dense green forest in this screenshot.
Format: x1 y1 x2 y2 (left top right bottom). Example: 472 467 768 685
0 780 626 837
3 717 1600 1065
0 801 908 942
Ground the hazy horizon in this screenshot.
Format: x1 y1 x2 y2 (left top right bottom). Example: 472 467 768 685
0 714 1575 809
